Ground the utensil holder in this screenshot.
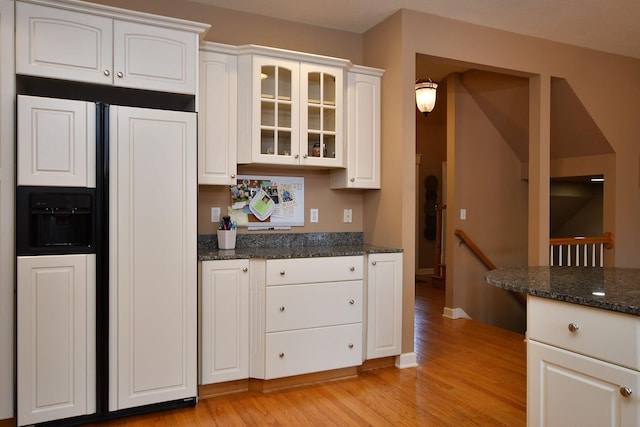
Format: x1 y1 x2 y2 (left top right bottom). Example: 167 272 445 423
217 229 236 249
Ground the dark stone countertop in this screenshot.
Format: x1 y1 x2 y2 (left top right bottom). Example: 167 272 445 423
486 266 640 316
197 232 402 261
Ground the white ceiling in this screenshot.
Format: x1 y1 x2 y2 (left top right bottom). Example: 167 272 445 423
188 0 640 60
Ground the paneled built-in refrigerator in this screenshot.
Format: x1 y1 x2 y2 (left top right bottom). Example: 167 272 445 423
16 94 197 426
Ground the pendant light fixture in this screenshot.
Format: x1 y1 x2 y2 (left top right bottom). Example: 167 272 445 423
415 79 438 116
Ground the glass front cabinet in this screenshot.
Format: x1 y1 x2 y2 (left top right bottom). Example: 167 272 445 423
238 51 345 167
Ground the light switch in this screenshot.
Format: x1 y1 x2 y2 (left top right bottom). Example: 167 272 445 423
211 207 221 223
310 208 319 223
460 208 467 220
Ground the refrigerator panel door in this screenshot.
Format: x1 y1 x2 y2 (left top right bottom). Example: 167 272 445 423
108 106 197 411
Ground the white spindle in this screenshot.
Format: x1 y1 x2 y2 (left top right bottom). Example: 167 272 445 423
599 243 604 267
559 246 563 266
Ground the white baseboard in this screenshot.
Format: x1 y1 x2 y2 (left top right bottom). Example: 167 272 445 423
416 267 434 276
442 307 471 320
395 352 418 369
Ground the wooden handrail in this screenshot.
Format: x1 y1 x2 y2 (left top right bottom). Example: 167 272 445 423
454 229 526 307
454 229 497 271
549 232 614 250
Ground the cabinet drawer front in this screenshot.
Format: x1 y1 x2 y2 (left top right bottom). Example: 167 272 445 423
528 296 640 369
265 323 362 379
266 281 362 332
266 256 363 285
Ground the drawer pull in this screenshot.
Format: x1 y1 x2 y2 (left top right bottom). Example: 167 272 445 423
349 299 355 305
568 322 580 332
280 270 285 275
117 71 124 78
620 387 633 398
348 343 354 349
279 306 285 312
279 352 285 358
103 69 110 76
372 261 377 266
350 266 355 271
242 267 248 272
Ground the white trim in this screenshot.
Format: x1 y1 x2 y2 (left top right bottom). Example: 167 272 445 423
442 307 472 320
395 352 418 369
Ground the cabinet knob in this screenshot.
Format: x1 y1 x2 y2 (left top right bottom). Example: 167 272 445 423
104 69 110 76
280 270 285 275
350 178 355 182
620 387 633 398
568 322 579 332
372 261 377 266
294 154 299 159
279 352 285 358
117 71 124 78
348 343 354 349
231 174 236 178
303 153 308 158
242 267 248 272
349 299 355 305
279 306 285 312
350 266 355 271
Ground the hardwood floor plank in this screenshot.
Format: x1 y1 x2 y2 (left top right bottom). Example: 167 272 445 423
88 282 526 426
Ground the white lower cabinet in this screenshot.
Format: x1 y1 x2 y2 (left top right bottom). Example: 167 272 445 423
366 252 403 359
528 296 640 426
200 259 249 384
17 254 96 426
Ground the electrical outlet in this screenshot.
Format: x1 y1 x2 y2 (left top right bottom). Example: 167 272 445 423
310 208 319 223
460 208 467 220
211 207 221 223
343 208 352 223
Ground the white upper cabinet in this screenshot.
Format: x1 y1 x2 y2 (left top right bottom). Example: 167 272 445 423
16 0 209 94
17 95 96 187
331 66 384 189
237 46 346 167
198 43 238 185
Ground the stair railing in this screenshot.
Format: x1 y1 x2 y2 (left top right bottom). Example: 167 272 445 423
454 229 526 307
549 232 614 267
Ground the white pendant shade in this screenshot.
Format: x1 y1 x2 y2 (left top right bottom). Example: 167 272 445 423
415 80 438 115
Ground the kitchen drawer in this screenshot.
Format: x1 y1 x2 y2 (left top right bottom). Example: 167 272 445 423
528 296 640 370
266 256 363 286
266 281 363 332
265 323 362 379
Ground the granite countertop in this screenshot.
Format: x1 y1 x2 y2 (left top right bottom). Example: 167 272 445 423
197 232 402 261
486 266 640 316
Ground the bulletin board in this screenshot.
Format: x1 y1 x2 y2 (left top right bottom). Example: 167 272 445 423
229 175 304 228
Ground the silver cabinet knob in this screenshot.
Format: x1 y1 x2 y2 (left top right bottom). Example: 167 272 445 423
279 352 285 358
350 178 355 182
116 71 124 78
568 323 579 332
621 387 633 397
231 174 236 178
279 306 285 312
350 266 355 271
103 69 110 76
303 153 308 158
348 343 354 349
280 270 285 275
349 299 355 305
372 261 377 266
294 154 299 159
242 267 248 272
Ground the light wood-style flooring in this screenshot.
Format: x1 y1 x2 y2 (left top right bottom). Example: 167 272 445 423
91 281 527 426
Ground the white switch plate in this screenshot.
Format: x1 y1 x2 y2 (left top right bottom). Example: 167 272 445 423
343 208 352 223
211 207 221 223
310 208 319 223
460 208 467 220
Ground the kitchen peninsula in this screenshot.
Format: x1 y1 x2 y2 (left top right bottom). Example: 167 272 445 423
198 232 404 393
486 267 640 426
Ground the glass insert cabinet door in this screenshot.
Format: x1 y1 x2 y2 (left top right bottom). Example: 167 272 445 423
256 57 300 163
300 64 343 166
